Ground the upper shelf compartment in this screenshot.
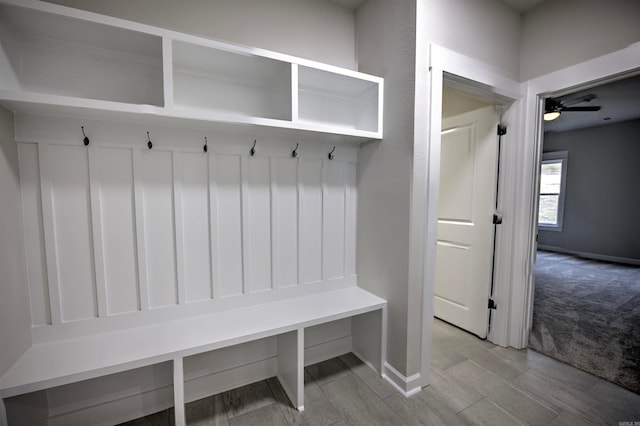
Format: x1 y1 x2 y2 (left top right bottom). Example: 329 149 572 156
297 66 381 135
0 2 164 107
172 41 291 121
0 0 382 142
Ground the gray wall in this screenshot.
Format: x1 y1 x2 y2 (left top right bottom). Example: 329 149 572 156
356 0 416 376
0 105 31 376
520 0 640 81
538 119 640 262
45 0 357 70
356 0 521 378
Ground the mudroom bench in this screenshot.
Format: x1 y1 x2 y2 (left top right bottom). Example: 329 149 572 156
0 287 387 426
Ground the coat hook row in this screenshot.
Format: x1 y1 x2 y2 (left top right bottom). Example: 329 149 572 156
81 134 330 158
81 126 90 146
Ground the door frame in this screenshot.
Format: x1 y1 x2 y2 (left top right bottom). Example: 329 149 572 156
517 42 640 345
420 44 522 386
420 42 640 389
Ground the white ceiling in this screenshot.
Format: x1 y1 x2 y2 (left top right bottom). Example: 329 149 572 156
325 0 365 10
496 0 547 13
327 0 546 13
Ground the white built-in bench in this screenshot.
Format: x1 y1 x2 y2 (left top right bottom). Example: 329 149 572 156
0 287 386 426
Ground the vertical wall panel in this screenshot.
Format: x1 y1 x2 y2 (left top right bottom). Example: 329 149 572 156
20 135 358 333
213 154 243 297
299 159 323 285
139 150 178 309
181 153 212 303
246 157 272 293
272 158 298 288
90 147 139 315
345 162 357 278
48 145 97 322
323 160 346 281
17 143 50 326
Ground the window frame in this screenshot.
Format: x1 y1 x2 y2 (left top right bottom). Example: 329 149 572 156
538 150 568 232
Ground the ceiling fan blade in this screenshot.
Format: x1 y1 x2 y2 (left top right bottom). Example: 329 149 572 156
560 94 597 107
561 106 601 112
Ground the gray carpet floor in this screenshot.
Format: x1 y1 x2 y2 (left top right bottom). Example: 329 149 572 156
530 250 640 394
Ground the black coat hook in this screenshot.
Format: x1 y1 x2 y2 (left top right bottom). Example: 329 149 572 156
328 146 336 160
292 143 299 158
81 126 90 146
204 136 208 153
250 139 257 156
147 132 153 150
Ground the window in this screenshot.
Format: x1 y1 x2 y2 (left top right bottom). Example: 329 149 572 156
538 151 568 231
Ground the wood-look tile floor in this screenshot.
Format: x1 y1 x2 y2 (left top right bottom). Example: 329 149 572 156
123 319 640 425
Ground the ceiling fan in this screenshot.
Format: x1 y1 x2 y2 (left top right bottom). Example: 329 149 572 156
544 94 601 121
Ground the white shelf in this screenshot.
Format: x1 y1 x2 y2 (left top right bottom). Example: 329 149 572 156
298 65 381 133
0 2 164 106
172 40 291 121
0 0 383 142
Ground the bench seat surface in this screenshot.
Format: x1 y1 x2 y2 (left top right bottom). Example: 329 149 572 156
0 287 385 398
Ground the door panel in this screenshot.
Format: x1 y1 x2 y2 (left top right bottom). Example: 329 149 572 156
434 105 499 338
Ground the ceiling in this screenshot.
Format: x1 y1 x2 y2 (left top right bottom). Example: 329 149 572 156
496 0 546 13
325 0 365 10
327 0 546 13
544 75 640 133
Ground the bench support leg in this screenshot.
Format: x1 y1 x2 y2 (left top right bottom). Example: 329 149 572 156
352 307 387 375
173 357 186 426
277 328 304 411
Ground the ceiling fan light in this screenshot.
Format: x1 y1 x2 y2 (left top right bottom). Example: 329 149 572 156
544 111 561 121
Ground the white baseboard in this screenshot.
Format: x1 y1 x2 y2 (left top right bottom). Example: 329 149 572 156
382 362 422 397
538 245 640 266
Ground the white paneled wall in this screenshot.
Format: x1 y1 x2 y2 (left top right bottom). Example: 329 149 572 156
180 153 212 303
16 117 358 339
299 159 324 285
89 147 139 316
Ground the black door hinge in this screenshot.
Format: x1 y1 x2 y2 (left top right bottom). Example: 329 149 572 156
497 125 507 136
488 298 497 309
493 213 503 225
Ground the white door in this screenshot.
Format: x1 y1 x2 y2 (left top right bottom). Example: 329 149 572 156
434 105 499 338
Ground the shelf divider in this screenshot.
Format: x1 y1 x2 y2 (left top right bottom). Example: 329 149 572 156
163 37 174 109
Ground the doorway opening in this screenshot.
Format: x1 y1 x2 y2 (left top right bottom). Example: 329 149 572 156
530 74 640 394
421 45 523 387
